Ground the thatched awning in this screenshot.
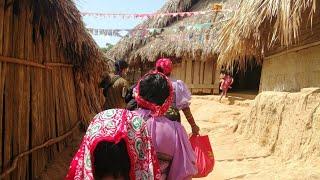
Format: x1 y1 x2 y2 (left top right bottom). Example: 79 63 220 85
30 0 104 70
215 0 317 70
108 0 238 65
107 0 193 62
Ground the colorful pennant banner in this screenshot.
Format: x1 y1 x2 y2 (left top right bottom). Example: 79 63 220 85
81 8 233 19
87 24 211 38
81 11 211 19
86 18 230 38
87 28 130 37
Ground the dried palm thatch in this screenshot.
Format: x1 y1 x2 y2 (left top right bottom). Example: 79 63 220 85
30 0 108 128
108 0 193 62
30 0 107 122
0 0 107 179
215 0 317 70
131 0 237 63
109 0 239 65
30 0 104 71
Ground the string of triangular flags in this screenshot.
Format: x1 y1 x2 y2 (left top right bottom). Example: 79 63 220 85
87 16 230 38
81 9 232 19
155 32 212 43
81 3 232 19
87 28 130 37
81 11 208 19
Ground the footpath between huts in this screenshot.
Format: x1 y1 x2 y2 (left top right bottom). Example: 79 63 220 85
39 93 320 180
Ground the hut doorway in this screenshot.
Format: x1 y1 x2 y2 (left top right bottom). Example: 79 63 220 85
229 61 262 93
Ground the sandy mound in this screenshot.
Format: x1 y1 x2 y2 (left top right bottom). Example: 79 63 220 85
238 88 320 161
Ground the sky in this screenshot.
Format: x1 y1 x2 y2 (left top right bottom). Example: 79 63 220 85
75 0 166 47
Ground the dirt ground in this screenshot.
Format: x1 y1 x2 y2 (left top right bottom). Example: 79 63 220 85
39 94 320 180
185 96 320 180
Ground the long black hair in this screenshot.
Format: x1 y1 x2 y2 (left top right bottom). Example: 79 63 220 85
115 60 129 75
93 140 130 180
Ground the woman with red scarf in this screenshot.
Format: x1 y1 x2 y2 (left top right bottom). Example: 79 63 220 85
155 58 200 135
66 72 197 180
134 72 197 179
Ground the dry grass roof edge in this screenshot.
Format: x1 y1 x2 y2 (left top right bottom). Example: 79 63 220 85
108 0 239 65
215 0 317 70
30 0 105 70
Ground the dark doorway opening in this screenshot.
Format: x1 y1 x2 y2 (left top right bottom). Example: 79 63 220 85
228 61 262 93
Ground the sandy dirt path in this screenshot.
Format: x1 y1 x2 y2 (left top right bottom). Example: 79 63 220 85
183 96 320 180
39 95 320 180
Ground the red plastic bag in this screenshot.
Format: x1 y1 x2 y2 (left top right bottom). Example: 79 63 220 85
189 135 215 178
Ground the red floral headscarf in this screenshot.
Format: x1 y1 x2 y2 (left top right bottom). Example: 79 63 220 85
155 58 173 75
135 72 173 117
66 109 161 180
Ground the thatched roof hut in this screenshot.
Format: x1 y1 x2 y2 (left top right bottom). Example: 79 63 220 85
0 0 107 179
109 0 238 64
215 0 320 91
109 0 238 94
215 0 318 69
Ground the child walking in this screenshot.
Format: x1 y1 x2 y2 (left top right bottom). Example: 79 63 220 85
219 72 234 102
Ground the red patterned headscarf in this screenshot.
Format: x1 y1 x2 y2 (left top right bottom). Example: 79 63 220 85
155 58 173 75
66 109 161 180
135 72 173 117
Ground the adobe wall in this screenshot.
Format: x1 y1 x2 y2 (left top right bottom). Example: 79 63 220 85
238 88 320 161
260 44 320 92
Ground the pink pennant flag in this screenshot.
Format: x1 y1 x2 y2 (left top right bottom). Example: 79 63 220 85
178 12 185 17
193 12 199 15
184 12 190 17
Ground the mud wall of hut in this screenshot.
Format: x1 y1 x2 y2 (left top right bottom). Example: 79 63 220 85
0 1 104 179
260 44 320 92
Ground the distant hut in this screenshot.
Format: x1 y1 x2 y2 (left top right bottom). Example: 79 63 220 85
216 0 320 92
0 0 107 179
108 0 239 94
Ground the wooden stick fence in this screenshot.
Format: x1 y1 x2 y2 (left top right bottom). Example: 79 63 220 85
0 121 81 178
0 56 73 69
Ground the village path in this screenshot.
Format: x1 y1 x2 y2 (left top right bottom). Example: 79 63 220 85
185 95 320 180
39 94 320 180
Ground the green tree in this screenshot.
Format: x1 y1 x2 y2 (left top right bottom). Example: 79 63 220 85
100 43 114 53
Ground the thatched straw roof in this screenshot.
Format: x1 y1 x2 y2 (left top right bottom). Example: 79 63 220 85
108 0 239 65
30 0 104 70
27 0 108 125
215 0 317 69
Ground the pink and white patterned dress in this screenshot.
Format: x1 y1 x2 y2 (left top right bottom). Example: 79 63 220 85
65 109 161 180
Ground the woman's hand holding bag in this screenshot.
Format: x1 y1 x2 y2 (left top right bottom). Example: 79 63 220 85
189 134 215 178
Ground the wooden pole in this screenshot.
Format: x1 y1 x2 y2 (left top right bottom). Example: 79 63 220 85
3 1 14 179
0 56 52 69
12 1 28 178
0 0 5 173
